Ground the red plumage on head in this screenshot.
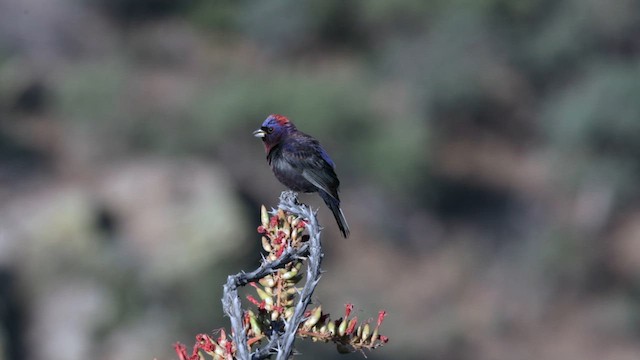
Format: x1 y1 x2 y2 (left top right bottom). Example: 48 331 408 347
270 114 290 126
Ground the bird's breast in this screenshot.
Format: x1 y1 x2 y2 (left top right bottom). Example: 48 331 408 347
270 156 316 193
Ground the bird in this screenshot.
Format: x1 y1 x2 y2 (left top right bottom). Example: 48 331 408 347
253 114 350 238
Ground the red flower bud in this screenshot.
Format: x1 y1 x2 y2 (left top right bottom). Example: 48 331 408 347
377 310 387 327
173 343 189 360
344 303 354 318
195 334 216 352
346 317 358 335
246 295 261 307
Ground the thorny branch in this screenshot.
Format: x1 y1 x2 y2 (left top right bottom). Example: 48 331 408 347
176 191 388 360
222 191 323 360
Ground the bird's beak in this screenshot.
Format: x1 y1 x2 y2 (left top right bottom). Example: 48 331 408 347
253 129 266 138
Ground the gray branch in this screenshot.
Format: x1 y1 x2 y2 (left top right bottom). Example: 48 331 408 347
222 191 324 360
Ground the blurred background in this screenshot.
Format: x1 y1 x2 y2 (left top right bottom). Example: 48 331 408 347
1 0 640 359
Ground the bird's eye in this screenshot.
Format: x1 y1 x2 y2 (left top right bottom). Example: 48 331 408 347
267 127 274 134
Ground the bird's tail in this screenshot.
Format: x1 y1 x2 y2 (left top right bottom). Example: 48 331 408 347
319 191 350 238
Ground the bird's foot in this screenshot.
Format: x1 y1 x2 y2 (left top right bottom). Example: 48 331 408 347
279 190 300 206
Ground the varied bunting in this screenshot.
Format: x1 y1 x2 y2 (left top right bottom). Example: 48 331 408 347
253 114 350 238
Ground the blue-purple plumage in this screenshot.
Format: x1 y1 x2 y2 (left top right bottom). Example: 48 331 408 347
253 114 350 238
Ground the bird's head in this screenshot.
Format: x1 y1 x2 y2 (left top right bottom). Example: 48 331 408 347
253 114 296 152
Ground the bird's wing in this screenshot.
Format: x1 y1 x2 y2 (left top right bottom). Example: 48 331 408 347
302 169 337 200
282 139 340 200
